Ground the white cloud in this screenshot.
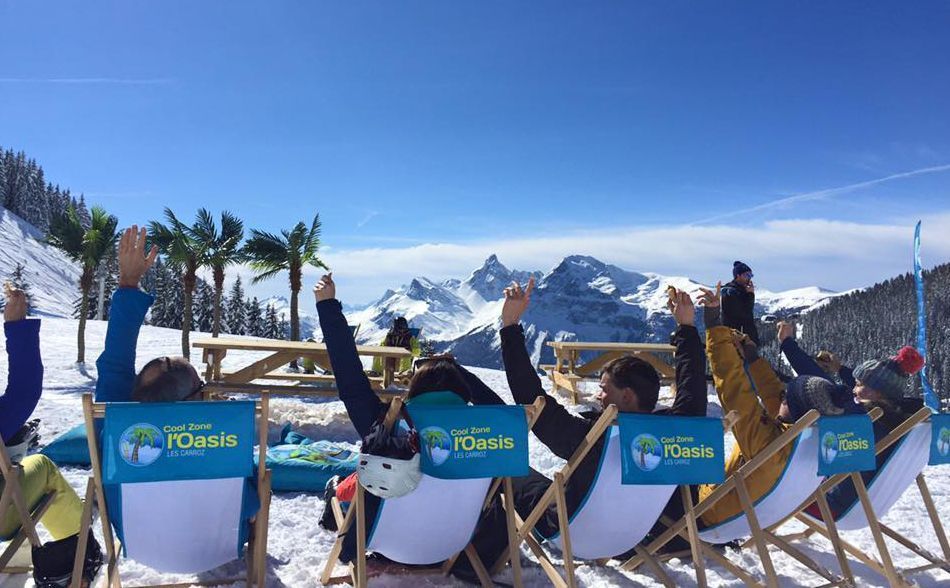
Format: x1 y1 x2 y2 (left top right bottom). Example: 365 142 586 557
223 213 950 304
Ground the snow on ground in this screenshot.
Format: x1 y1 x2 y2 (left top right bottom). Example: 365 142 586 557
2 316 949 587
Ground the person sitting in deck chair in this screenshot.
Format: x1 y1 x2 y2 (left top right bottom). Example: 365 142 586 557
314 273 513 582
774 321 925 519
694 284 910 528
0 285 102 586
777 321 857 389
95 226 208 404
498 277 708 545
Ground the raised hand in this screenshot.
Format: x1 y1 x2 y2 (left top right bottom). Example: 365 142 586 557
314 273 336 303
118 225 159 289
776 320 795 343
501 277 535 328
697 282 722 308
3 283 28 322
670 289 696 327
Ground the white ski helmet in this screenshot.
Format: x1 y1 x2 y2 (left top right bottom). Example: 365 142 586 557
357 452 423 499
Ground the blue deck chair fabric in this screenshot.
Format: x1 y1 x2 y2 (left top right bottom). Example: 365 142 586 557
360 403 528 565
549 426 676 559
40 423 91 466
699 426 821 543
809 422 931 531
99 401 260 574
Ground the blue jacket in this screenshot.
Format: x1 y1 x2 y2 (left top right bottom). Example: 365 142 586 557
1 319 43 443
780 338 855 390
95 288 154 402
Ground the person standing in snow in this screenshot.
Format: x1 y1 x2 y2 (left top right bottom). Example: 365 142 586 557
370 317 420 375
498 277 708 545
721 260 759 345
0 285 102 586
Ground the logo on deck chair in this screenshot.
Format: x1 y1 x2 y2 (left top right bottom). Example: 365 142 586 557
938 427 950 458
821 431 839 465
119 423 164 467
630 433 663 472
420 427 452 466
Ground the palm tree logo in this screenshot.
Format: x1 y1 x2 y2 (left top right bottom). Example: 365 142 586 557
938 427 950 457
119 424 164 467
421 427 452 467
821 432 838 464
631 434 662 472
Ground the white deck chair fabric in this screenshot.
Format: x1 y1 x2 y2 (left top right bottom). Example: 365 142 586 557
549 427 676 560
367 474 491 565
699 427 821 543
115 478 246 573
804 423 931 531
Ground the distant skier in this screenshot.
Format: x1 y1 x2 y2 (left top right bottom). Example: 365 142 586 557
721 260 759 345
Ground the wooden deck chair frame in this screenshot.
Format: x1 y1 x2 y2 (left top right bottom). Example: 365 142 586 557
0 441 54 575
498 407 739 588
71 393 272 588
623 409 856 588
774 406 950 588
320 396 546 588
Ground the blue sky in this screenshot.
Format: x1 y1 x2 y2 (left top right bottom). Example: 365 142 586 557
2 1 949 302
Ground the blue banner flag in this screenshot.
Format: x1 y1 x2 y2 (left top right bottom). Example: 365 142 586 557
618 414 725 485
914 221 940 412
101 401 255 484
407 404 528 479
929 414 950 466
817 415 876 476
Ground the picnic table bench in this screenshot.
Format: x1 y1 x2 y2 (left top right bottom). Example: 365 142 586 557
193 338 413 400
542 341 676 404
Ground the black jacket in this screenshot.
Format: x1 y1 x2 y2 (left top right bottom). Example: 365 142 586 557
499 323 708 537
721 279 759 345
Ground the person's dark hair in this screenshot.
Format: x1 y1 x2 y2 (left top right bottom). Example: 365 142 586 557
603 356 661 412
407 359 471 403
132 357 202 403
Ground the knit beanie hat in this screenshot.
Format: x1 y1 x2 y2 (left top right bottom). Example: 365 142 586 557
853 346 925 404
733 261 752 278
784 376 849 422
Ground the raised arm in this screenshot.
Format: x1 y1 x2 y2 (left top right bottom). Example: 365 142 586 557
95 226 157 402
777 321 827 378
0 286 42 443
499 278 592 460
668 289 707 416
314 274 383 438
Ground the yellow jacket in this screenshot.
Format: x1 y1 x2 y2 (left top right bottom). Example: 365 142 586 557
371 336 420 374
699 326 791 527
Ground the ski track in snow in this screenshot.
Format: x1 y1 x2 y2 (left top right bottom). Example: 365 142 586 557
1 316 948 587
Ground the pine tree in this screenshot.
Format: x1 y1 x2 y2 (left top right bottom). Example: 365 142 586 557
225 277 247 335
246 297 263 337
193 279 215 333
2 263 35 313
264 304 280 339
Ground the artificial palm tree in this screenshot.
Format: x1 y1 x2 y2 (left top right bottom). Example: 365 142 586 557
149 208 207 360
48 204 120 364
244 214 328 366
190 209 244 337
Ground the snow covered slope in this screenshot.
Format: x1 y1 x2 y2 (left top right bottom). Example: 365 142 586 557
0 207 81 317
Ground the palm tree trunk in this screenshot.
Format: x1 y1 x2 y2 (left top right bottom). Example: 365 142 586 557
182 271 196 360
77 288 89 364
290 285 300 370
212 266 225 338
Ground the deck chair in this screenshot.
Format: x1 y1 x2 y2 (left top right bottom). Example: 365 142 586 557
778 406 950 587
625 409 857 588
72 393 272 588
321 396 544 588
501 407 738 588
0 441 54 575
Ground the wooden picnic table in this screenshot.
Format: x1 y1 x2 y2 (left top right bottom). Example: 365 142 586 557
193 338 413 400
542 341 676 404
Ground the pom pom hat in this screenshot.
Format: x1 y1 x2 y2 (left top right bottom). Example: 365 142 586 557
853 346 925 404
